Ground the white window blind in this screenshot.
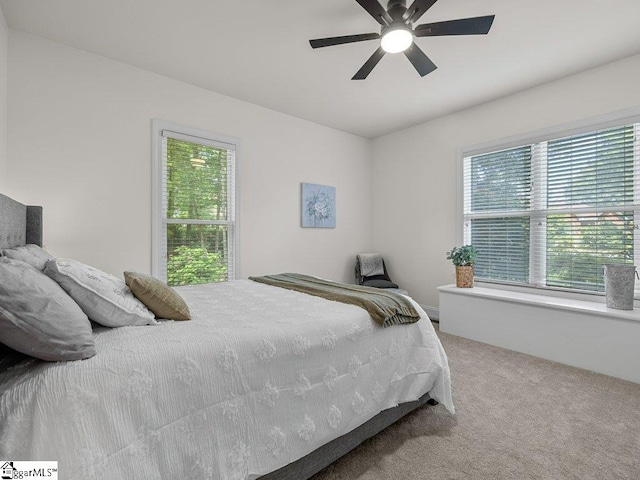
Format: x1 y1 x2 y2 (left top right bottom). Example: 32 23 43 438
154 125 238 286
463 123 640 295
465 146 532 283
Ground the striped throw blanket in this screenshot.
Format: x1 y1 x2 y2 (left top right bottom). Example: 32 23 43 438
249 273 419 327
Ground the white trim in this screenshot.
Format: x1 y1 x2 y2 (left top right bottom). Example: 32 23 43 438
634 123 640 278
233 141 242 279
151 119 163 279
530 142 547 287
473 279 608 303
456 152 465 245
151 119 241 282
165 219 232 225
438 284 640 323
161 129 237 151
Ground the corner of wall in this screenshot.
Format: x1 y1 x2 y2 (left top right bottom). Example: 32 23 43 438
0 7 7 192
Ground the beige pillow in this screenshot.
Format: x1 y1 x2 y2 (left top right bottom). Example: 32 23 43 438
124 272 191 321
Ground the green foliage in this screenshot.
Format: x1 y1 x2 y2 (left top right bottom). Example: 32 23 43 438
446 245 478 266
165 138 230 286
166 138 228 221
545 212 633 292
167 246 227 286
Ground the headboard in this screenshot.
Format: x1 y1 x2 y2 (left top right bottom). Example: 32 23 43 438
0 193 43 249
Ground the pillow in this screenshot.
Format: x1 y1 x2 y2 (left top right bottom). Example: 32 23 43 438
0 257 96 361
362 278 399 289
1 244 53 271
44 258 156 328
124 272 191 321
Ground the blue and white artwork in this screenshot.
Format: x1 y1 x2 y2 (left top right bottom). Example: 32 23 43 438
301 183 336 228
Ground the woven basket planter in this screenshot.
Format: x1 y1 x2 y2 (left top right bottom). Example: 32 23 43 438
455 265 474 288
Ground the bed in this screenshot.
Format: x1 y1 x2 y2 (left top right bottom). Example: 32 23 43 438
0 192 454 479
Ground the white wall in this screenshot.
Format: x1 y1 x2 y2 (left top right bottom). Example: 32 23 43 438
372 53 640 310
0 8 7 191
6 31 372 282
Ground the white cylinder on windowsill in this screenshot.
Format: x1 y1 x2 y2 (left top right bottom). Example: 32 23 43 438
604 264 637 310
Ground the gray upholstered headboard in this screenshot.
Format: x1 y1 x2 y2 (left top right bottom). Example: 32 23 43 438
0 193 43 249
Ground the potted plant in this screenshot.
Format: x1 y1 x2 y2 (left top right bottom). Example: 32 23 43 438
446 245 478 288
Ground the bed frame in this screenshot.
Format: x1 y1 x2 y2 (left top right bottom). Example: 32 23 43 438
0 193 43 249
0 192 436 479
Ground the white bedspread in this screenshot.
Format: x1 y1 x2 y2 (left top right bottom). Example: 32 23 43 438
0 280 453 479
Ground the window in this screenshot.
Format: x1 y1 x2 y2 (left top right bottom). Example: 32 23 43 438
152 121 240 286
462 120 640 296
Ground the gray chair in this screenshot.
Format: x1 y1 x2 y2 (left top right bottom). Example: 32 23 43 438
355 255 407 295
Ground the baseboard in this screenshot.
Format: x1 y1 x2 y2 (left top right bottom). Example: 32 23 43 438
421 305 439 321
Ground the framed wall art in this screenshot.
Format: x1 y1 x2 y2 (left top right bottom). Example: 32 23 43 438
301 183 336 228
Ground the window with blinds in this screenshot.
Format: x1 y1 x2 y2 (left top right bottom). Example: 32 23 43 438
463 122 640 295
152 122 239 286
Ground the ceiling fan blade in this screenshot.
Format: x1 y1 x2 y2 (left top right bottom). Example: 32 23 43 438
309 33 380 49
404 43 437 77
406 0 439 24
352 47 386 80
355 0 392 26
414 15 495 37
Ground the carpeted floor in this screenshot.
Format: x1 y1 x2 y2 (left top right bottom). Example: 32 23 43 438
312 323 640 479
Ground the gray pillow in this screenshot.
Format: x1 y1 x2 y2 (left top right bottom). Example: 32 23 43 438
44 258 156 327
362 278 399 289
1 244 53 271
0 257 96 361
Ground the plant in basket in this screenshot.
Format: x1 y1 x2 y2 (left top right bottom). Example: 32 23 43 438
446 245 477 288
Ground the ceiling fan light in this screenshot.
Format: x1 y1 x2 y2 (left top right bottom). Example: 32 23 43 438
380 28 413 53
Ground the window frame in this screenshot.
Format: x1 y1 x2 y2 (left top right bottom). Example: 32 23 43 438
151 119 241 283
457 108 640 300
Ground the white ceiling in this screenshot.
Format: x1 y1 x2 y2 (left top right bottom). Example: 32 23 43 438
2 0 640 138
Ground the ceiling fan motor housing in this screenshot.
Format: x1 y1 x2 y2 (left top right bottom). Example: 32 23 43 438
382 0 412 42
386 0 408 21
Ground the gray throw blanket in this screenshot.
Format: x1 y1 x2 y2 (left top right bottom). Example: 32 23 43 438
249 273 419 327
357 253 384 277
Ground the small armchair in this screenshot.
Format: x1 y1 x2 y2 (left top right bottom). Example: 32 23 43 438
355 254 401 290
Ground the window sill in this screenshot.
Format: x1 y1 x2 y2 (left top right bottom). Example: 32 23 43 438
437 284 640 324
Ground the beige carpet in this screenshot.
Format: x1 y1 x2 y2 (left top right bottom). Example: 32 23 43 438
313 324 640 479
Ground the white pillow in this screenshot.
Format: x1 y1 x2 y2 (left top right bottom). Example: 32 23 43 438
1 244 53 271
44 258 156 327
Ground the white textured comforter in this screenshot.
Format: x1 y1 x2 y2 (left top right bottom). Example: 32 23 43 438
0 280 453 479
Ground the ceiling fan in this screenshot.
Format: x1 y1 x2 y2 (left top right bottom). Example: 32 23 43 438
309 0 495 80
